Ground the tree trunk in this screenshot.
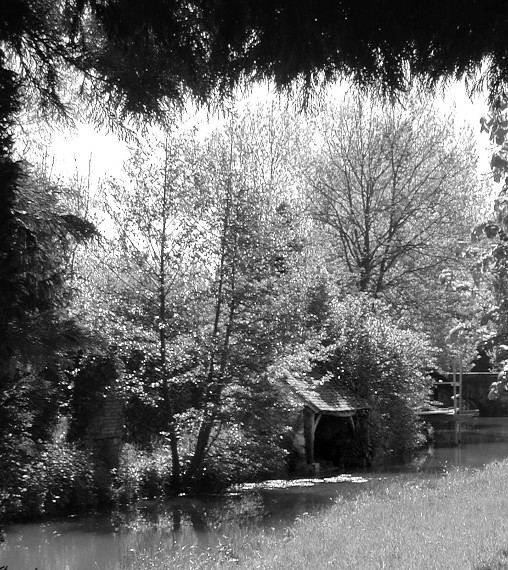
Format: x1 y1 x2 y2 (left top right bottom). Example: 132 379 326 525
0 60 23 413
184 170 237 486
158 138 182 493
161 375 181 493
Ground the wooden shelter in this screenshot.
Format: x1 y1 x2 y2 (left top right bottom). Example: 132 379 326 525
284 375 370 469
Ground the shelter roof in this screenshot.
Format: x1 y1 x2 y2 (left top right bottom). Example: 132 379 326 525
284 375 370 414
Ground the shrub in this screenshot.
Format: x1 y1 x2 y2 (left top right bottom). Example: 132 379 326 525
320 294 435 459
181 423 291 491
113 442 173 504
1 439 97 521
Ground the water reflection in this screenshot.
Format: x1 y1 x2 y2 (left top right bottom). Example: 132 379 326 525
3 440 508 570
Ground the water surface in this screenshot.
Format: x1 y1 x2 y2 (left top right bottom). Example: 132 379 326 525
3 440 508 570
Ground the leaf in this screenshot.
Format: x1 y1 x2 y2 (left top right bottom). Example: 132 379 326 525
486 222 500 239
446 324 468 345
491 153 508 171
480 307 499 326
438 268 453 285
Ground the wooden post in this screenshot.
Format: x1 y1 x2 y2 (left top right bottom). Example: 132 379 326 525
459 357 463 411
303 407 315 464
452 358 457 414
456 357 463 445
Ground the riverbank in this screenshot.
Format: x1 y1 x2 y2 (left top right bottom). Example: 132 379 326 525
132 460 508 570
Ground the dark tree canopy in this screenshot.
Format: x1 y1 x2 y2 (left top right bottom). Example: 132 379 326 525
3 1 508 116
69 1 508 110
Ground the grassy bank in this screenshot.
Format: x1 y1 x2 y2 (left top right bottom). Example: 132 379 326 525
125 461 508 570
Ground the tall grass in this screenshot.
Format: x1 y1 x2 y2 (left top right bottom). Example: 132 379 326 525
121 461 508 570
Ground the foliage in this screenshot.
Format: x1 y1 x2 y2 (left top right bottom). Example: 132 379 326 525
176 373 296 490
0 162 98 522
1 439 97 522
5 169 96 345
309 91 482 297
60 0 508 111
114 421 290 501
0 163 98 374
192 424 290 490
3 0 508 124
113 442 172 504
77 106 309 492
306 91 486 369
0 371 37 522
319 293 435 457
0 56 22 350
473 93 508 365
67 352 121 442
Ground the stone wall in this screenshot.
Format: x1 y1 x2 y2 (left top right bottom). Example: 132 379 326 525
84 395 123 470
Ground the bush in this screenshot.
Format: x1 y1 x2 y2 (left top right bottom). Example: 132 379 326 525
113 442 173 504
1 440 97 521
321 294 435 459
181 424 291 491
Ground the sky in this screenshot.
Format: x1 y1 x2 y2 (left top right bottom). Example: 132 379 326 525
42 79 494 188
440 81 492 171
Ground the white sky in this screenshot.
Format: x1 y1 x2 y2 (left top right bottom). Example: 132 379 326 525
43 80 493 186
49 123 130 182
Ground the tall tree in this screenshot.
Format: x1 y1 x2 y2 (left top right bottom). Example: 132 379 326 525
65 1 508 107
308 92 482 299
183 123 294 483
81 128 204 491
0 163 97 516
84 106 307 490
473 93 508 366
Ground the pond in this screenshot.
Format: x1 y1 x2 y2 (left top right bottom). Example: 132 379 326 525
3 439 508 570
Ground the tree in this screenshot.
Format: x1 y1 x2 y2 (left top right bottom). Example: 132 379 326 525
309 92 482 298
63 1 508 109
0 5 94 457
317 293 435 458
1 2 503 442
473 93 508 367
81 108 307 490
303 91 488 367
79 128 205 491
182 122 296 485
0 165 97 520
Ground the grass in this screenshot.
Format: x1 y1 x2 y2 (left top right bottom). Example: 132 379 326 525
121 460 508 570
